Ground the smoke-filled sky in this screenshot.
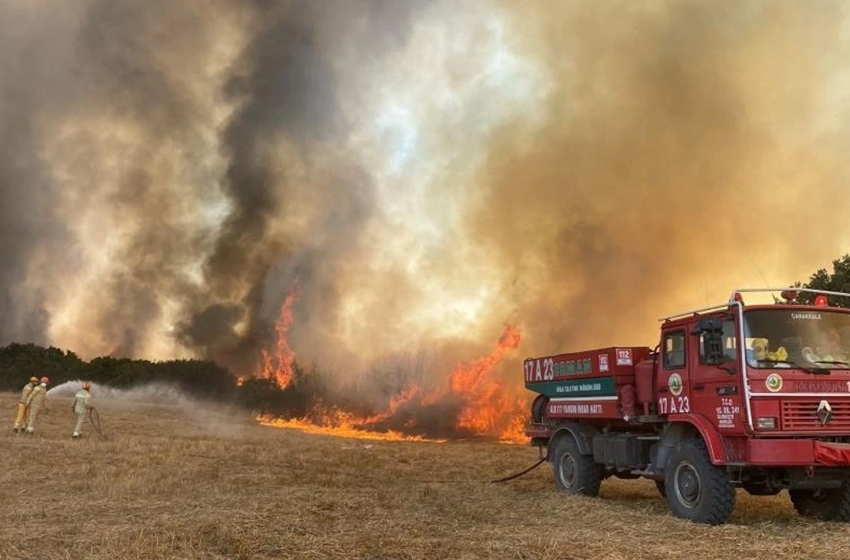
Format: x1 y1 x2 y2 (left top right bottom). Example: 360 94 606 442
3 0 850 384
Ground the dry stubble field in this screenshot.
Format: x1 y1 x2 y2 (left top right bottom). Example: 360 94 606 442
1 392 850 560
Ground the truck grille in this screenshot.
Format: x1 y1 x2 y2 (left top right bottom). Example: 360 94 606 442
781 399 850 431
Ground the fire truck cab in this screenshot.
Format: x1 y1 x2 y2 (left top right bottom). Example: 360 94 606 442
525 288 850 524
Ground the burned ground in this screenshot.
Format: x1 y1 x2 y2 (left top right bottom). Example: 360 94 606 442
1 393 848 559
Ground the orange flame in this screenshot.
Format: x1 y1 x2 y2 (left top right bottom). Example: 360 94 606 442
445 325 527 443
450 325 521 392
236 376 244 387
261 286 299 389
358 385 423 426
257 409 445 443
256 302 527 443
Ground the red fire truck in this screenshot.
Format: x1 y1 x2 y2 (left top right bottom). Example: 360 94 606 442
525 288 850 524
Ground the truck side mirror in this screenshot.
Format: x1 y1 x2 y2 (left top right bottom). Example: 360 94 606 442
692 318 724 365
694 318 722 333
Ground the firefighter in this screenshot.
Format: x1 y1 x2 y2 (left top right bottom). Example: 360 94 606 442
71 382 92 439
24 377 49 435
12 377 39 433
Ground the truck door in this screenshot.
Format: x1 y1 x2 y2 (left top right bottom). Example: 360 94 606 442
689 317 745 434
658 328 690 416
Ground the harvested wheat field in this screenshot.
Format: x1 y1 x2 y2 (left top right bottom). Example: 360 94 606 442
1 392 849 560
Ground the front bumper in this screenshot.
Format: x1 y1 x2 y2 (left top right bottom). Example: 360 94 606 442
746 439 850 466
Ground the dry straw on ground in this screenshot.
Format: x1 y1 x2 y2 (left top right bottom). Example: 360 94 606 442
1 392 849 560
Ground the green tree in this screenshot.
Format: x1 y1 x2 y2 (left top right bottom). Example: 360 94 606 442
0 343 85 391
797 254 850 307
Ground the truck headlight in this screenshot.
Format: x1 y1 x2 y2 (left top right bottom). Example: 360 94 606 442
757 417 777 429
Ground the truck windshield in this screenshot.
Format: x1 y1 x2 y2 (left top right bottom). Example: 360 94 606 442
742 308 850 369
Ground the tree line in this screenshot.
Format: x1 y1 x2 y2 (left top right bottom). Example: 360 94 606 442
0 341 337 415
0 343 238 401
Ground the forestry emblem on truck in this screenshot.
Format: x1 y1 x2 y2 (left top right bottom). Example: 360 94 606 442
668 373 682 396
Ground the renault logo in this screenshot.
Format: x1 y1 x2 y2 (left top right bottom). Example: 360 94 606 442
817 400 833 425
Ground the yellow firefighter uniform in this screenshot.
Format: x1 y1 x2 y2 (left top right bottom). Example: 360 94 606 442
72 386 92 438
13 378 38 432
25 379 48 434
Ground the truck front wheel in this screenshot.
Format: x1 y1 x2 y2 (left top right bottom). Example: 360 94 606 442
551 434 602 497
789 486 850 521
664 438 735 525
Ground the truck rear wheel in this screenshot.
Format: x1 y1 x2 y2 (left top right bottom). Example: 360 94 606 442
551 434 602 496
664 438 735 525
789 486 850 521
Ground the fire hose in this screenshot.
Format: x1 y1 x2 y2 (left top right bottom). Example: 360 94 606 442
490 457 546 484
86 407 108 440
184 452 548 484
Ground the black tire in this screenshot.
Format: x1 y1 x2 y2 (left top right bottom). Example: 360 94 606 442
789 486 850 521
551 434 603 496
655 479 667 498
664 438 735 525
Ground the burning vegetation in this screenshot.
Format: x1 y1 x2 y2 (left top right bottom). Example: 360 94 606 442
258 287 300 390
250 291 527 443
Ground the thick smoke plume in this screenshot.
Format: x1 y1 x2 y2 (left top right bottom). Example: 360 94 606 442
3 1 850 400
466 2 850 355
